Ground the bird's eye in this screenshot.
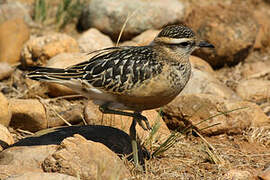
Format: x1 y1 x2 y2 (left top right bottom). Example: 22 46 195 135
179 42 189 46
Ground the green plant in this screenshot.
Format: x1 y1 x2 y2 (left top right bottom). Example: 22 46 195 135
56 0 85 29
34 0 47 23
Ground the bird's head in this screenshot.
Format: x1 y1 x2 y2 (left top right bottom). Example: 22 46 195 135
153 25 214 58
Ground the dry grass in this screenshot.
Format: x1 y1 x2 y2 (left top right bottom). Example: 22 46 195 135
126 131 270 179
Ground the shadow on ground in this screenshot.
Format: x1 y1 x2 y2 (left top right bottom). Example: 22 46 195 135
6 125 150 167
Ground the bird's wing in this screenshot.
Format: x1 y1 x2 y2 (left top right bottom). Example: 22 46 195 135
27 46 164 94
68 46 164 93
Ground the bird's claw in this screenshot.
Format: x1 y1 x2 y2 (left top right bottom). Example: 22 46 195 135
135 114 152 131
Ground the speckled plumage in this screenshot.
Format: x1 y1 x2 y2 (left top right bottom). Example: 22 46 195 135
157 25 195 39
27 24 213 124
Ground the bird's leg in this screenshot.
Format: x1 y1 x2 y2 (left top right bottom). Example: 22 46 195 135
100 104 147 169
99 104 151 130
129 116 139 168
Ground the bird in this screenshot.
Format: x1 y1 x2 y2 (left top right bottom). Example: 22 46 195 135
26 24 214 168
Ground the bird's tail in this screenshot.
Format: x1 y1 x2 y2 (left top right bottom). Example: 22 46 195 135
26 66 85 82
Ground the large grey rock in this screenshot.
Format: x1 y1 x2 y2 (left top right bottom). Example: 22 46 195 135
79 0 186 40
0 2 32 25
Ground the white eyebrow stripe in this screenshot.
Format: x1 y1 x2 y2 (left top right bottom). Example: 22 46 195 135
156 37 192 44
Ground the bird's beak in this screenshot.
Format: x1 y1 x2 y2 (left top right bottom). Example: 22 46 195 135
198 41 215 48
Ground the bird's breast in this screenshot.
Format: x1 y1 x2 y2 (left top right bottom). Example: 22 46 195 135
111 62 192 111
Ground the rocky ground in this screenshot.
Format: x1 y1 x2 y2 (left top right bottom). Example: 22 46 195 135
0 0 270 179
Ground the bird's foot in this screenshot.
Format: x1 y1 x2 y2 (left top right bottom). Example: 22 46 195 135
133 112 151 131
99 104 152 131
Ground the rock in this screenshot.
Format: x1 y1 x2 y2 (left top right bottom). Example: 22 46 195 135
0 124 14 151
162 94 269 135
236 79 270 103
14 0 35 5
0 62 13 80
84 100 170 143
185 4 259 68
140 110 170 144
120 40 138 47
226 101 270 127
119 29 160 46
45 52 93 97
252 3 270 49
0 18 30 64
0 2 32 25
130 29 160 46
84 101 101 125
21 33 80 67
241 61 270 79
5 172 77 180
47 83 76 97
79 0 186 40
224 169 253 180
42 134 131 179
258 165 270 180
189 56 214 75
0 92 11 127
120 29 161 46
9 99 47 132
46 99 84 127
181 68 240 101
77 28 114 53
0 145 57 180
46 53 91 68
